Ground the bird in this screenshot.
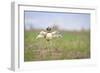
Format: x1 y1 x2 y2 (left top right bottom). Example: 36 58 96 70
36 27 62 41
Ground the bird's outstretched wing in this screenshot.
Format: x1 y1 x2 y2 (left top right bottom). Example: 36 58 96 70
36 31 47 39
51 31 62 38
39 31 47 35
51 31 58 35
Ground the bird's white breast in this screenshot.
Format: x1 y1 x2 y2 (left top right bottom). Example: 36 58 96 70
46 33 52 40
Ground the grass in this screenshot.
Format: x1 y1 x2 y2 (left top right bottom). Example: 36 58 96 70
24 30 90 61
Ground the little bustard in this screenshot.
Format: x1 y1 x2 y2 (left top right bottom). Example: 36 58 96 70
36 27 62 41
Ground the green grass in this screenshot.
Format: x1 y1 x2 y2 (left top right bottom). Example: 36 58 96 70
24 30 90 61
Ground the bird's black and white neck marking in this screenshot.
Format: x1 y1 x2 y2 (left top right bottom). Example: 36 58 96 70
46 27 51 32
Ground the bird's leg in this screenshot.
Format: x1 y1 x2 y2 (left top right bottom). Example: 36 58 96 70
49 40 53 56
50 40 52 48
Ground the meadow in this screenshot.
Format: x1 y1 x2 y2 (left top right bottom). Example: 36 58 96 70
24 30 90 61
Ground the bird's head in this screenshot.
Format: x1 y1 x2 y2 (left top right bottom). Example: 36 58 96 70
46 27 51 33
